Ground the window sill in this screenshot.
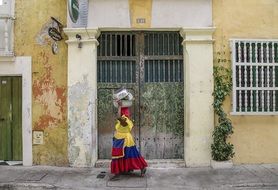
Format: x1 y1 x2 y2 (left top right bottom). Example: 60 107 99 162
230 112 278 116
0 52 15 62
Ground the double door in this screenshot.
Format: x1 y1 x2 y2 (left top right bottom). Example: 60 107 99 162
97 32 184 159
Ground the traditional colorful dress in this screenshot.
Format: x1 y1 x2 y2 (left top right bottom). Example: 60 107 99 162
111 115 147 174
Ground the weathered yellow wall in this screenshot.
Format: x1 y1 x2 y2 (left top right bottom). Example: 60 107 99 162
213 0 278 164
14 0 68 165
129 0 152 28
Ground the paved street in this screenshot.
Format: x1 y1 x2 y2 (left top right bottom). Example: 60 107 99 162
1 164 278 190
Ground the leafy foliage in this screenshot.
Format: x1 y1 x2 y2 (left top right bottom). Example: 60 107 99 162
211 65 235 161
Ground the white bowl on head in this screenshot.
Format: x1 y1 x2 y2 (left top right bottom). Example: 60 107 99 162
113 89 129 100
113 88 134 108
113 99 133 108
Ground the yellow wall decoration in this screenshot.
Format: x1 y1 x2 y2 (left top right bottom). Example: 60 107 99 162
129 0 152 28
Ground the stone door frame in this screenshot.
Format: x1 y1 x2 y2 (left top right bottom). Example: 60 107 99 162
65 27 215 167
0 57 32 166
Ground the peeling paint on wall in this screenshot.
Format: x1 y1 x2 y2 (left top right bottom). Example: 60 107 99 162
14 0 68 166
33 63 66 130
68 75 94 166
36 19 54 46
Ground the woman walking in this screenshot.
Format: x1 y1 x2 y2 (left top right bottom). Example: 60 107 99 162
111 89 147 179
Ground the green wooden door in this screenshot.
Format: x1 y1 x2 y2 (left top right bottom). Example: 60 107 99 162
0 76 22 161
97 32 140 159
97 32 184 159
139 32 184 159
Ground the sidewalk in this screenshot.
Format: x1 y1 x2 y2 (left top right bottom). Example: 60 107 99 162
1 164 278 190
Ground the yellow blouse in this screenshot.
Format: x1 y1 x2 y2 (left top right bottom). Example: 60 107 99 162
114 116 135 147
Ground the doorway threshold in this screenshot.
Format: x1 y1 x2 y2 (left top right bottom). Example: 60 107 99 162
0 160 23 166
95 159 185 168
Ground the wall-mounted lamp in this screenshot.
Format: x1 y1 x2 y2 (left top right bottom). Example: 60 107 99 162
76 34 82 48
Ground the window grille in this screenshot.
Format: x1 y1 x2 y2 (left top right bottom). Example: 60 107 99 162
144 32 183 82
97 32 183 83
97 33 136 83
0 0 14 56
231 39 278 115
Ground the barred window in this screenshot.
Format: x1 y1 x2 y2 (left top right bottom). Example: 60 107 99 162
231 39 278 115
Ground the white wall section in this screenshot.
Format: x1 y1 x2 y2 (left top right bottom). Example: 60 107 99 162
64 28 99 167
87 0 131 28
180 28 214 167
152 0 212 27
83 0 212 28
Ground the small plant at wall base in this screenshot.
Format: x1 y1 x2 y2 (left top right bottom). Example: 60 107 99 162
211 65 235 161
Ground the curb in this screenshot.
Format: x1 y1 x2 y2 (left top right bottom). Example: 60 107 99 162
0 183 57 190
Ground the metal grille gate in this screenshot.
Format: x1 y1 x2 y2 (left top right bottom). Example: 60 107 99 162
97 32 184 159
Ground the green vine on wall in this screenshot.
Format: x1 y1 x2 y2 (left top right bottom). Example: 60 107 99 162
211 59 235 161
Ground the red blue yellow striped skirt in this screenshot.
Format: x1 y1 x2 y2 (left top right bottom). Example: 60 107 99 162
111 138 147 174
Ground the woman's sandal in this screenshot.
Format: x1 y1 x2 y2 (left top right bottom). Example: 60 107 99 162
140 168 146 177
122 170 133 175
